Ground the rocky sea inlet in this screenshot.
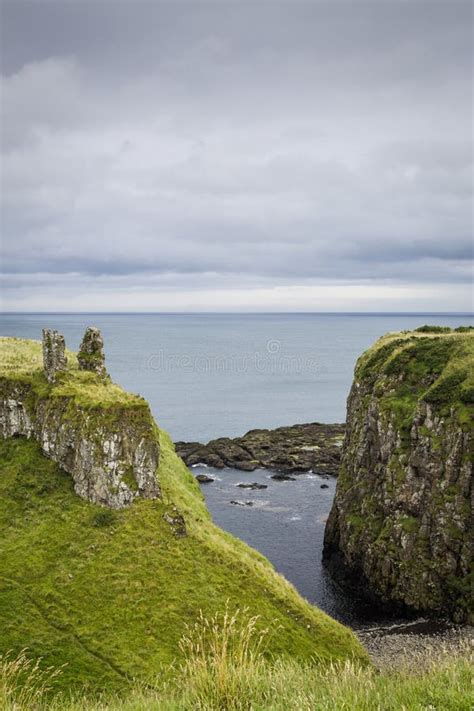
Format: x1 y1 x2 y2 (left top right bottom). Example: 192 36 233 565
1 312 472 662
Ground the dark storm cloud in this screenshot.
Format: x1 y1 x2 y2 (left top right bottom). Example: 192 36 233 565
0 0 472 311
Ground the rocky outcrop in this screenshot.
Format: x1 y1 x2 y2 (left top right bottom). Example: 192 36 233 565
78 327 108 378
176 422 345 474
42 329 67 382
0 333 160 509
323 329 473 623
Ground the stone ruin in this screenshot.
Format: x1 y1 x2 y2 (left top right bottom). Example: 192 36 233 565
77 327 108 378
42 329 67 383
42 326 108 382
6 327 159 508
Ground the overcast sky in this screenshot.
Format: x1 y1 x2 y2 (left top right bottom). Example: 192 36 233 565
1 0 472 312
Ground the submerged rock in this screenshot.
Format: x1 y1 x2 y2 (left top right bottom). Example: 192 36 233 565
323 329 473 623
271 473 296 481
195 473 214 483
236 482 267 490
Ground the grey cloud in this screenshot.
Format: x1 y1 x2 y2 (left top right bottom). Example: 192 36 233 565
0 0 472 311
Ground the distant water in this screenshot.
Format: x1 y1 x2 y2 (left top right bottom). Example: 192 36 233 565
2 313 472 622
1 313 471 442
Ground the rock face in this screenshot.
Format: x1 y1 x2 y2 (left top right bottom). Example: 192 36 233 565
176 422 345 474
1 334 160 509
42 329 67 382
78 327 108 378
323 328 473 623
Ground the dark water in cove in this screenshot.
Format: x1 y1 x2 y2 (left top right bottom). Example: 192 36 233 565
1 313 472 624
191 464 361 623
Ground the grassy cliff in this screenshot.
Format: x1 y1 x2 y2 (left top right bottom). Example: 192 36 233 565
324 327 473 621
0 337 367 696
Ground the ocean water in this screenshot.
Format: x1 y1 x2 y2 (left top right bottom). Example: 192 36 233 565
191 464 365 623
2 313 472 622
1 313 471 442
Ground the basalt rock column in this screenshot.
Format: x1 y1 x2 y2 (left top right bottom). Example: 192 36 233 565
78 327 108 378
42 329 67 383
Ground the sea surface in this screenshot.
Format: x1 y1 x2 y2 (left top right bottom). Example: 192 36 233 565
1 313 472 623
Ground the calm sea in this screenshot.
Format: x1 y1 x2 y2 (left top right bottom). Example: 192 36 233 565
2 313 471 622
2 313 471 441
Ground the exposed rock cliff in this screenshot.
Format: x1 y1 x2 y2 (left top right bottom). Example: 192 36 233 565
323 327 473 623
0 335 160 508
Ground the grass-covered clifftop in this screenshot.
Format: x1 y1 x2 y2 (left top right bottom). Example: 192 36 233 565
0 337 161 508
324 326 473 622
0 337 140 406
355 326 473 427
0 336 367 696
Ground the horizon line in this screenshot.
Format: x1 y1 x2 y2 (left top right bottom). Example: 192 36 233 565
2 311 473 317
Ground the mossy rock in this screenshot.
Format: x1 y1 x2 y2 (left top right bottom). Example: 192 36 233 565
324 328 473 623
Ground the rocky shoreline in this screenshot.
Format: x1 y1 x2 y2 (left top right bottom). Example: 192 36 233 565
356 621 473 670
175 422 345 474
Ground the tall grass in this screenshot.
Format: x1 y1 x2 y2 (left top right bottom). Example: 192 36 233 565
0 649 63 710
3 610 473 710
177 603 273 709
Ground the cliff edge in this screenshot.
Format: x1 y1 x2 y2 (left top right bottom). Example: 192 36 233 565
0 334 160 508
323 326 473 623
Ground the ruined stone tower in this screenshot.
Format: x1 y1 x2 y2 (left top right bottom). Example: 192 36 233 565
78 327 108 378
42 329 67 383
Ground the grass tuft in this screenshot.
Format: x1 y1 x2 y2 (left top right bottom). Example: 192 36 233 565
0 649 64 710
177 603 273 709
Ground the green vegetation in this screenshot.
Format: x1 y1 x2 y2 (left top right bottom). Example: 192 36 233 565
356 337 407 382
355 328 474 434
399 514 419 534
91 509 118 528
2 614 472 711
414 324 473 334
0 438 365 696
0 337 142 409
1 334 472 706
0 334 367 696
414 324 453 333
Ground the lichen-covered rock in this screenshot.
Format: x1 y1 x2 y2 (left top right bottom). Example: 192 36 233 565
163 507 187 537
0 337 160 509
323 328 473 623
42 329 67 382
78 327 107 378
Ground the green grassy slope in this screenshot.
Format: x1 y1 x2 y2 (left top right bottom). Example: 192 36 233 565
0 338 367 695
355 326 473 436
